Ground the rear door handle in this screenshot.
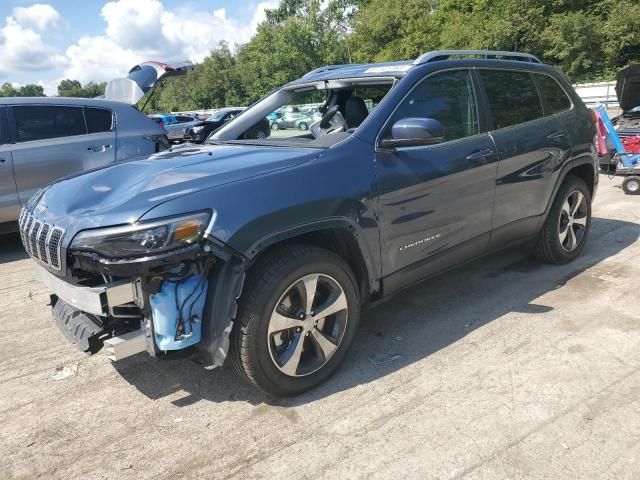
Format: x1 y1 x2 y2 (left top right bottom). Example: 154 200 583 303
466 148 494 161
0 158 6 163
88 144 112 152
546 131 566 139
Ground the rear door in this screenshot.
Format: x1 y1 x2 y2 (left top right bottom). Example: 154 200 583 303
0 107 20 223
478 69 572 245
10 104 116 204
375 69 498 283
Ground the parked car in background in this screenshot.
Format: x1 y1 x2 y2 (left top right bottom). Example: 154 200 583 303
271 107 321 131
0 97 168 234
184 108 270 143
149 113 200 142
0 60 192 234
23 50 597 396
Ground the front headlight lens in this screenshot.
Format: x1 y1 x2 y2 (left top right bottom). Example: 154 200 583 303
192 126 206 133
71 212 210 259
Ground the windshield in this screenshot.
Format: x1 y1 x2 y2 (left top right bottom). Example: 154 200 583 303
210 78 395 148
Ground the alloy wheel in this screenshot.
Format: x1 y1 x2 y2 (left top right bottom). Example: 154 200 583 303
558 190 588 252
267 273 348 377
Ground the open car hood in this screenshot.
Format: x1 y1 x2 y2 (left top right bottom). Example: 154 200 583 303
616 65 640 112
104 61 193 105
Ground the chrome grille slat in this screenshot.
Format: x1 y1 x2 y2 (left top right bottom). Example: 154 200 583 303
18 208 65 271
30 221 42 260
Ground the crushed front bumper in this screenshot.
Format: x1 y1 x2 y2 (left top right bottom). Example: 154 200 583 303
34 264 143 316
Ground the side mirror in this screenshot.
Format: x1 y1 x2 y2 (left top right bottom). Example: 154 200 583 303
380 117 444 149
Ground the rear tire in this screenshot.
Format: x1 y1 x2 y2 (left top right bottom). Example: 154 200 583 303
535 175 592 264
622 176 640 195
230 245 360 396
298 122 308 131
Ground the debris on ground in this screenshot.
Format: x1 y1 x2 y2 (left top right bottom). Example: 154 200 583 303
52 364 78 381
368 353 405 365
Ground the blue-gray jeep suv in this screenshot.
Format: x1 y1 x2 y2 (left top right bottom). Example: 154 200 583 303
20 50 597 396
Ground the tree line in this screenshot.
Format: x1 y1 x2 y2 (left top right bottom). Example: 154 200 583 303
1 0 638 112
146 0 640 113
0 79 107 98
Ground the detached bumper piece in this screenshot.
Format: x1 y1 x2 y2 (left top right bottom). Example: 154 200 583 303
35 264 142 316
53 299 105 353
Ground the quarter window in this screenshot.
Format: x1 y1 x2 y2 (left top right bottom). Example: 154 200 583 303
84 107 113 133
533 74 572 114
479 70 544 129
14 106 86 142
387 70 479 143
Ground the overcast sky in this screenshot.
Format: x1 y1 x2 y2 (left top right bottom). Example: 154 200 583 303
0 0 279 95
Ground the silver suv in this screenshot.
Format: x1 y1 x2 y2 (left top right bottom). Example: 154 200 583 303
0 97 168 232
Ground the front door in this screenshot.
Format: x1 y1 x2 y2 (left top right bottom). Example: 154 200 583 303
0 107 20 224
375 69 498 290
10 105 116 205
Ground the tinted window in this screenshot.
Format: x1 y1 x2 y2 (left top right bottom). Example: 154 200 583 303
534 74 572 114
388 69 479 142
480 70 543 129
14 106 86 142
85 107 113 133
0 108 7 144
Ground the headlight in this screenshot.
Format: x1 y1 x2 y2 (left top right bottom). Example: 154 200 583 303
71 212 210 259
192 126 206 133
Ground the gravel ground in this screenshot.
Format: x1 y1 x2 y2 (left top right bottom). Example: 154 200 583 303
1 175 639 480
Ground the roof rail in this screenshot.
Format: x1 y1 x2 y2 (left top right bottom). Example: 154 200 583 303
413 50 542 65
302 64 362 78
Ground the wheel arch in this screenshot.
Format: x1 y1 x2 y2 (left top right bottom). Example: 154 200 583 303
245 219 380 305
544 158 596 218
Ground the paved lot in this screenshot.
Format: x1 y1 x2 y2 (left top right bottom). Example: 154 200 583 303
1 175 639 480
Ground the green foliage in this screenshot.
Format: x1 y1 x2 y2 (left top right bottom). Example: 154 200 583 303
4 0 638 108
0 82 45 97
57 79 106 98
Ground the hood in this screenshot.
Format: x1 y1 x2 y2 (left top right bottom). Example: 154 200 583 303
104 61 194 105
616 65 640 112
35 143 322 233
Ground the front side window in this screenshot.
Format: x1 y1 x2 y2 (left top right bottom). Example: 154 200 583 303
14 106 86 142
479 70 543 129
85 107 113 133
533 74 572 114
386 69 479 143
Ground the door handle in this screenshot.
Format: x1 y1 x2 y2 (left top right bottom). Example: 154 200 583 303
88 144 112 152
546 131 566 139
466 148 494 161
0 158 5 163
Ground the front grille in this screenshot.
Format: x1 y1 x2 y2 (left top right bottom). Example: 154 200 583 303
18 208 65 270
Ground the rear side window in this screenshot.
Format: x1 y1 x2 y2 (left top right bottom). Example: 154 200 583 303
388 69 479 142
479 70 543 129
84 107 113 133
0 108 7 144
14 106 86 142
533 74 572 114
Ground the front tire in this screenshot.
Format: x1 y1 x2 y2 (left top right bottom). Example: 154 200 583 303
535 175 592 264
230 245 360 396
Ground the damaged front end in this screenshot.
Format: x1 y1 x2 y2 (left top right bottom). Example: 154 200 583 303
28 209 246 369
